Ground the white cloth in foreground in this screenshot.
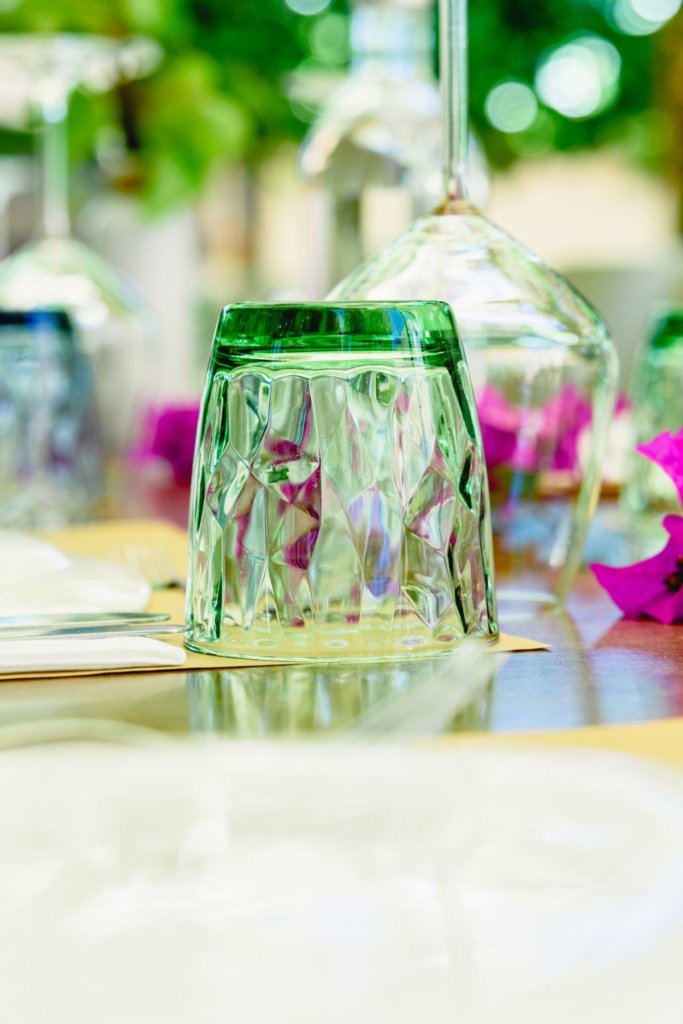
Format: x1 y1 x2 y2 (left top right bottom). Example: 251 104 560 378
0 532 150 616
0 744 682 1024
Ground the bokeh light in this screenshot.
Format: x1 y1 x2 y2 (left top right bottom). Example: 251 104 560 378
535 35 621 120
484 80 538 134
613 0 682 35
310 13 349 66
285 0 332 15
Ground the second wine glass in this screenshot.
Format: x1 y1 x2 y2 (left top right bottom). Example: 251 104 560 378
332 0 618 615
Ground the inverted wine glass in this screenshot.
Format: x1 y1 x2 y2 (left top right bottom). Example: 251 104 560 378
0 34 160 455
332 0 618 615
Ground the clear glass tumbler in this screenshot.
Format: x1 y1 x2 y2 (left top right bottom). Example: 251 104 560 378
186 302 498 662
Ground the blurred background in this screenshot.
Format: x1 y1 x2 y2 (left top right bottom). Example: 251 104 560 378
0 0 681 401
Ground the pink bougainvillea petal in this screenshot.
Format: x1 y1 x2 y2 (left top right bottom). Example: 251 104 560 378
549 388 590 465
541 387 592 472
636 428 683 503
477 384 595 476
591 513 683 623
477 386 522 469
132 402 201 486
643 587 683 625
591 554 674 617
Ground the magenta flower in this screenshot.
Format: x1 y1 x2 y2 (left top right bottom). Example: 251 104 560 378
636 427 683 503
476 386 521 470
591 427 683 623
477 385 592 475
591 515 683 624
541 387 593 472
133 402 200 485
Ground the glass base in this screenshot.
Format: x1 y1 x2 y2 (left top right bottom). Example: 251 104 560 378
186 617 498 664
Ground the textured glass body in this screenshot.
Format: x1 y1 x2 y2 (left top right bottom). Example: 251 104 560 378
186 303 497 662
332 210 618 611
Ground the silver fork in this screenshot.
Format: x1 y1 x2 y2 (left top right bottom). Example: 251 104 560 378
0 621 185 640
109 544 186 591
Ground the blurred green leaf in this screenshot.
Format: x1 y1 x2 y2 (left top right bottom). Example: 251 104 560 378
135 53 252 211
0 0 675 215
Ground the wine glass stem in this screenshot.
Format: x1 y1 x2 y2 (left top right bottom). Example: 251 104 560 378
37 95 71 240
440 0 469 203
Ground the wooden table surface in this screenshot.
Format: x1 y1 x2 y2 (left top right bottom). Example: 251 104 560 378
1 480 681 741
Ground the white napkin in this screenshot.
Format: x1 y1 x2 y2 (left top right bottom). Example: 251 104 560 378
0 532 151 616
0 637 186 674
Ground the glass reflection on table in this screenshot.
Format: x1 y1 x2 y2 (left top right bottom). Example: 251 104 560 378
187 650 497 740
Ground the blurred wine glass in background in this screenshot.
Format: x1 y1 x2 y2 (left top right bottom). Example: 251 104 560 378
0 309 102 527
0 34 160 458
297 0 488 293
622 305 683 517
333 0 618 614
0 156 31 258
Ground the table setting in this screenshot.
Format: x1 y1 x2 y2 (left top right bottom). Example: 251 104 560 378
0 288 681 1017
0 514 547 682
0 0 682 1020
0 522 185 675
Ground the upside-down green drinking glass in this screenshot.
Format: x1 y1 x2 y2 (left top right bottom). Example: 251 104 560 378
186 301 498 662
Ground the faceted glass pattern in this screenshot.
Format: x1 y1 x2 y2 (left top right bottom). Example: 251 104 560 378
186 303 497 662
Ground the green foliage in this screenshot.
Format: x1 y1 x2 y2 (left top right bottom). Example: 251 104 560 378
468 0 659 168
0 0 669 215
134 53 253 213
0 0 307 213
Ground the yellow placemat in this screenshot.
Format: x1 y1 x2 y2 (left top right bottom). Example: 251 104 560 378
434 717 683 769
0 518 546 682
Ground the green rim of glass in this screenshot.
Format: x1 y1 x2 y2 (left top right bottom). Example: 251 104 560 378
211 301 463 364
648 305 683 349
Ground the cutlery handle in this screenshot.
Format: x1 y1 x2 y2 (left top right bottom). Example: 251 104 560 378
0 612 171 626
0 624 186 640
